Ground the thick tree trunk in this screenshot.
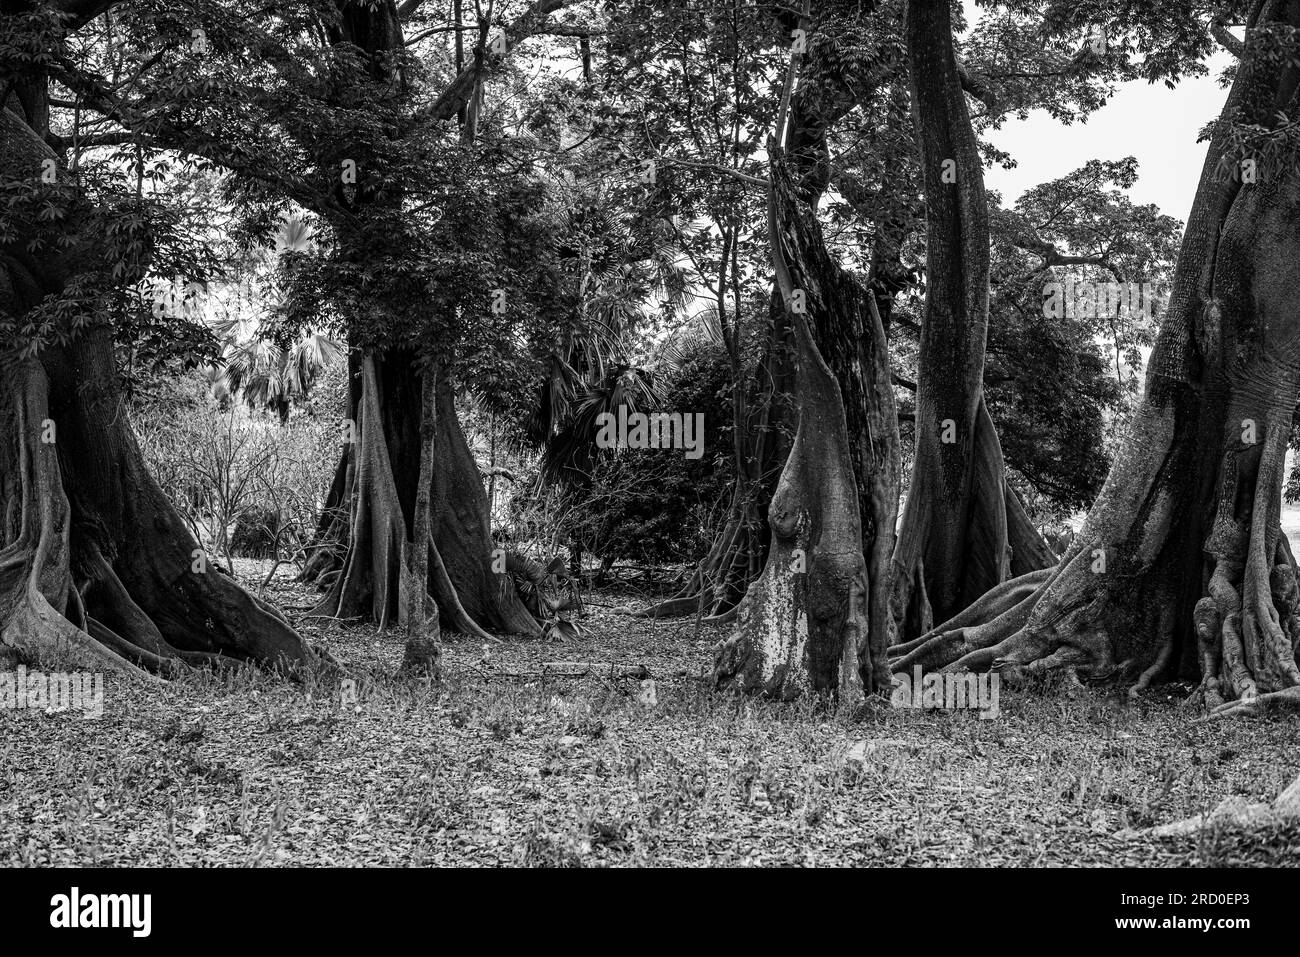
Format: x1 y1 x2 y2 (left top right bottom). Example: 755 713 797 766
785 20 902 693
0 334 317 674
310 351 540 636
306 1 539 639
428 363 540 636
894 0 1300 716
713 156 873 702
891 0 1051 639
714 12 903 696
1 99 314 675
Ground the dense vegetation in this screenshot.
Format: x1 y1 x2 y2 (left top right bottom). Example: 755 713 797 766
4 0 1300 864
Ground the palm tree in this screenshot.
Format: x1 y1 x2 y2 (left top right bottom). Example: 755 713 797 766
529 203 691 463
204 215 344 422
218 328 343 424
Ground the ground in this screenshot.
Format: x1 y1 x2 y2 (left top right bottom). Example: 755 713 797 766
2 561 1299 867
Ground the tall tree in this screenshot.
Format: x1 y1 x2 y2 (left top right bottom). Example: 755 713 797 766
284 0 585 643
889 0 1053 642
0 0 316 674
895 0 1300 718
714 4 900 698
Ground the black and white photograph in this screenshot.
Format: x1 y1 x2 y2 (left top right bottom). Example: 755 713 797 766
0 0 1295 930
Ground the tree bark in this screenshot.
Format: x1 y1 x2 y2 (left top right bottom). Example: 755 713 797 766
400 362 440 674
891 0 1052 640
713 155 873 702
893 0 1300 715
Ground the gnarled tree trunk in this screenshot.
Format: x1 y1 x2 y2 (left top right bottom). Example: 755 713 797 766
310 351 540 637
713 154 875 702
894 0 1300 718
1 92 315 677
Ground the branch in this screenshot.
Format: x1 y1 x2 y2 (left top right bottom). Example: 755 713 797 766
46 60 346 222
419 0 578 123
1012 236 1109 270
48 130 140 150
53 0 119 29
956 62 997 114
657 154 769 187
1211 22 1244 58
540 25 603 37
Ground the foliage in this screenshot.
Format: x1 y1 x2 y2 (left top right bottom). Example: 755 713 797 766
516 341 737 567
131 370 336 576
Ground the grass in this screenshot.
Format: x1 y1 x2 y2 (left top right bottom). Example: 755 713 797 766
2 564 1298 867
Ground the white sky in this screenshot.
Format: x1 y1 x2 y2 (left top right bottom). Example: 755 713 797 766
967 2 1233 219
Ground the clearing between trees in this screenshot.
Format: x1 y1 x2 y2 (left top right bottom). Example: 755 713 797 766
2 563 1297 867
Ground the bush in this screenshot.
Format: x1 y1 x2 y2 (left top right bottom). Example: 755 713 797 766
518 342 737 569
131 370 337 574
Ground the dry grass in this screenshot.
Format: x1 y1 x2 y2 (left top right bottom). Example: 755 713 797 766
2 565 1298 867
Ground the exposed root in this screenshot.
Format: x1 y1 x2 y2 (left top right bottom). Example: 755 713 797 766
888 566 1052 667
888 426 1300 716
2 350 316 679
1202 685 1300 721
627 497 762 620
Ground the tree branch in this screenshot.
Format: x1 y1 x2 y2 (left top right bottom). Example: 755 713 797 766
956 62 997 114
48 130 139 150
1211 22 1244 58
45 60 347 223
418 0 579 123
53 0 119 29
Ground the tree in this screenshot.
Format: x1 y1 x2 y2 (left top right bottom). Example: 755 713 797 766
985 159 1181 476
270 0 589 650
888 0 1056 643
713 3 900 699
894 0 1300 718
0 0 322 676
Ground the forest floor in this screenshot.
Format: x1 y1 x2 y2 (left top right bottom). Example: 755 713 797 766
3 561 1299 867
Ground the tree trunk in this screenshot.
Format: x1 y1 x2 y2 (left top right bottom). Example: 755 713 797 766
1 95 314 676
894 0 1300 717
713 10 903 696
785 17 903 693
712 155 872 702
310 351 539 637
890 0 1052 640
0 335 316 675
400 363 440 674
